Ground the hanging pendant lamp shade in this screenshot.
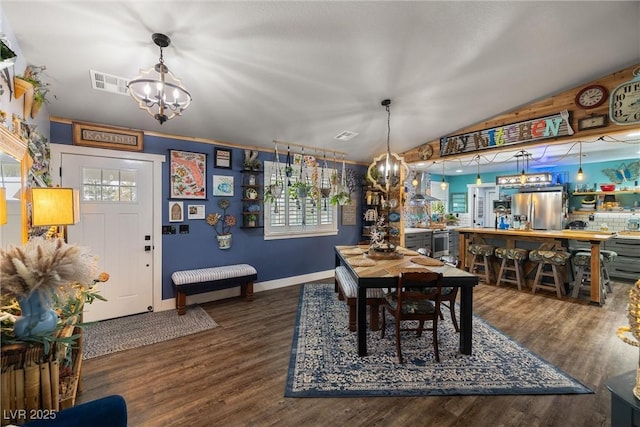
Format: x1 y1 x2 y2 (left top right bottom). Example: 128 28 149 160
128 33 192 125
577 142 584 181
440 161 448 191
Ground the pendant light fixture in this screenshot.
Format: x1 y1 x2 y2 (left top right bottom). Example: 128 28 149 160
577 142 584 181
475 155 482 185
366 99 409 193
381 99 397 191
440 161 448 191
411 171 418 187
128 33 192 125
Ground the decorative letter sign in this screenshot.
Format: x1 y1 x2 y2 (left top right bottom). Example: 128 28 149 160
440 111 573 157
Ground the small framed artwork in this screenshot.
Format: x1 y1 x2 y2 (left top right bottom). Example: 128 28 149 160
169 201 184 222
170 150 207 199
341 202 357 225
187 204 205 220
214 148 233 169
213 175 234 196
72 121 144 151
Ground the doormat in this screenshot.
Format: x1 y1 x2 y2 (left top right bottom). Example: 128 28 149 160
83 305 218 359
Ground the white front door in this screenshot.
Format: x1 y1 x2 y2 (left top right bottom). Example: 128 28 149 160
61 153 154 321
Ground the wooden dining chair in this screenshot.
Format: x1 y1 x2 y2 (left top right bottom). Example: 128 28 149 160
380 271 444 363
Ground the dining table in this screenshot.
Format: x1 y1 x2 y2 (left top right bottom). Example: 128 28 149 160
334 245 479 357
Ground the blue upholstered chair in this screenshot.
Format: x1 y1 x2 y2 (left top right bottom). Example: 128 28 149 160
24 395 127 427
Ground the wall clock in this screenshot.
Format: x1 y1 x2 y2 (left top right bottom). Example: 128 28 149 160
610 69 640 125
575 85 608 109
418 144 434 160
577 114 608 131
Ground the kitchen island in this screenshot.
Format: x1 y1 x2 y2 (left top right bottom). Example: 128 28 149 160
456 227 615 306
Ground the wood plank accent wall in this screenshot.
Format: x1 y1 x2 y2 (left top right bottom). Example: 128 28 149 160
402 63 640 164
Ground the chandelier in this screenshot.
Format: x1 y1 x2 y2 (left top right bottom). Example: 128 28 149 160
367 99 408 192
128 33 192 125
495 150 553 187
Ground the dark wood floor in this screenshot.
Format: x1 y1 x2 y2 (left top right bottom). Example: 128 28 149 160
78 278 636 427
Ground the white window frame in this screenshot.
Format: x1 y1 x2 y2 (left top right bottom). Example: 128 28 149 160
263 160 338 240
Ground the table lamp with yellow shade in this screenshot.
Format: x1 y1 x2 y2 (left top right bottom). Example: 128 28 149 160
30 187 80 241
0 187 7 225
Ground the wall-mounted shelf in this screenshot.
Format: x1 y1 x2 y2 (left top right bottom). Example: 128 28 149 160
240 170 263 230
572 190 639 196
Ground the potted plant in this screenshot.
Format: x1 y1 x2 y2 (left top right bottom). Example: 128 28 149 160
206 199 237 249
14 65 53 119
330 189 351 206
246 214 258 227
445 213 459 226
288 180 314 200
264 181 284 204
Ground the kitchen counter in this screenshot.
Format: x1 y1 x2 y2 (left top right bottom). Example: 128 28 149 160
457 227 614 306
615 231 640 240
456 227 615 241
405 227 434 234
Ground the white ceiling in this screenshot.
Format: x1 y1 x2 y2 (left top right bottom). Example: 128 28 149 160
2 1 640 175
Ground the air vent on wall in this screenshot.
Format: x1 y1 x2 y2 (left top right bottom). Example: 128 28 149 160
334 131 359 141
90 69 129 96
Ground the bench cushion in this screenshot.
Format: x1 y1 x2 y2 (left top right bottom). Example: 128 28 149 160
335 266 383 299
172 264 257 286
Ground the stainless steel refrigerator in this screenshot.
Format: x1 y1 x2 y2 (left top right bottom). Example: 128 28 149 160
512 186 565 230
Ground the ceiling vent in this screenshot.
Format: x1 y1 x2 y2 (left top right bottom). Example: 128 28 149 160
90 69 129 96
334 131 358 141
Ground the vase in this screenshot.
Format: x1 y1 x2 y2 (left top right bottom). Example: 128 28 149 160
217 234 232 250
13 76 34 99
31 98 43 118
14 289 59 339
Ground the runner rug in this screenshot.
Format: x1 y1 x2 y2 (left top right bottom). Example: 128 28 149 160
285 284 592 397
83 305 218 359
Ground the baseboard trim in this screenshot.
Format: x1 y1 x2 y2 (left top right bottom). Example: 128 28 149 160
157 269 334 312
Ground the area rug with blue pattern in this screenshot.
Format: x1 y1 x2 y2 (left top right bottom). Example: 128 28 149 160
285 283 592 397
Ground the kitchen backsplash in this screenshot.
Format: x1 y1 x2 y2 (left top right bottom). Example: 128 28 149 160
567 211 639 232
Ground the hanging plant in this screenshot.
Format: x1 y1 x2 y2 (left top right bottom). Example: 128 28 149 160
330 191 351 206
330 154 350 206
15 65 54 119
288 180 314 200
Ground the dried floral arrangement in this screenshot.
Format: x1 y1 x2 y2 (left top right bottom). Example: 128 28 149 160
0 237 96 299
206 198 237 236
0 237 108 349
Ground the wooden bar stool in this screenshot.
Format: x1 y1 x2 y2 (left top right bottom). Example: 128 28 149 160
571 251 607 300
529 249 570 299
600 250 617 293
467 244 495 284
494 247 529 290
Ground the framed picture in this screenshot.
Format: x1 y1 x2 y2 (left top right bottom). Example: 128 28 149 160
72 121 144 151
341 202 357 225
213 175 234 196
187 204 205 220
169 201 184 222
170 150 207 199
214 148 233 169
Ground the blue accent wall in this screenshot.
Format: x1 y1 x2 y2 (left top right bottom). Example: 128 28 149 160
50 122 364 300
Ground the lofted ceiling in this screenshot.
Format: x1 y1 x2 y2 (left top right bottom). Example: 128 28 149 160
2 1 640 175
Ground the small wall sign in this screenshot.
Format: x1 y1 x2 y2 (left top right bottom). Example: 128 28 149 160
73 121 144 151
440 110 573 157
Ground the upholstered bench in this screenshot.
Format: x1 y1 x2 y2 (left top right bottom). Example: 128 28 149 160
171 264 257 315
335 265 385 331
